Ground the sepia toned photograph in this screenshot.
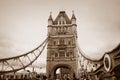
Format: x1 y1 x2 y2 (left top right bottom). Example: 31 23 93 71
0 0 120 80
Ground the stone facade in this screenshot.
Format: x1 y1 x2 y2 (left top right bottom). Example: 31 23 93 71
46 11 79 80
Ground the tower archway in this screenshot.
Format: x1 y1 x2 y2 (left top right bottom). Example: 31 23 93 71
51 64 75 80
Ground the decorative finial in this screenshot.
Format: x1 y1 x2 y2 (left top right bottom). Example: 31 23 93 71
50 11 52 15
72 10 74 14
71 10 76 20
48 11 53 20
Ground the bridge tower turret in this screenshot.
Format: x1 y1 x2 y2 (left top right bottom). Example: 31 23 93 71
71 11 76 24
46 11 79 80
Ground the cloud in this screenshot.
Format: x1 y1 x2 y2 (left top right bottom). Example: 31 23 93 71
0 0 120 60
0 35 16 58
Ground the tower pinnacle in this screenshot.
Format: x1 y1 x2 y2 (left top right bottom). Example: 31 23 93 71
48 12 53 21
71 11 76 20
48 12 53 25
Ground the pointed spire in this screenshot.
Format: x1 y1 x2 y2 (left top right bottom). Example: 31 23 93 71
71 10 76 20
48 12 53 25
48 12 53 21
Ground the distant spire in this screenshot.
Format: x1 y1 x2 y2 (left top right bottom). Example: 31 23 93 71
48 12 53 21
71 10 76 20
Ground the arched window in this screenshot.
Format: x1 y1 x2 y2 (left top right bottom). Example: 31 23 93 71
66 51 73 57
69 52 73 57
66 52 70 57
51 52 55 57
58 27 62 33
53 41 56 45
58 16 66 25
63 21 65 24
64 27 67 32
68 41 71 45
59 21 61 25
59 51 65 57
55 53 58 57
60 39 65 45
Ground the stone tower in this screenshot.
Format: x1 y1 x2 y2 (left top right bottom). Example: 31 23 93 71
46 11 78 80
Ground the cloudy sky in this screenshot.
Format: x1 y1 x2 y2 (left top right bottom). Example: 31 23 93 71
0 0 120 63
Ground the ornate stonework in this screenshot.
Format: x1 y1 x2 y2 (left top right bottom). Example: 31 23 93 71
46 11 78 80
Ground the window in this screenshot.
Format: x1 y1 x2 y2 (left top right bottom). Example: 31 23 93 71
58 27 62 33
58 16 66 25
53 41 56 45
59 52 65 57
55 53 58 57
64 27 67 31
59 21 61 25
66 52 70 57
63 21 65 24
69 52 73 57
51 52 55 57
68 41 71 45
66 51 73 57
59 39 65 45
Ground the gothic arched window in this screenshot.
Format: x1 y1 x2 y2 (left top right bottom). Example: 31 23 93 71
59 51 65 57
66 51 73 57
51 52 55 57
55 53 58 57
64 27 67 32
68 41 71 45
58 16 66 25
59 39 65 45
59 21 61 25
66 52 70 57
53 41 56 45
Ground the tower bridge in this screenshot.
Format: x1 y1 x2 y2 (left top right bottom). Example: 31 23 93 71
0 11 120 80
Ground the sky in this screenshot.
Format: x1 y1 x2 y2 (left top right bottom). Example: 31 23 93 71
0 0 120 64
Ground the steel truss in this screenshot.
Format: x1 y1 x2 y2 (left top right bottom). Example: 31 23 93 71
0 38 47 74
